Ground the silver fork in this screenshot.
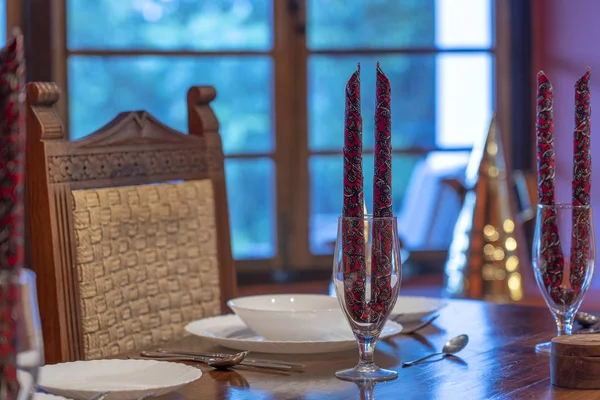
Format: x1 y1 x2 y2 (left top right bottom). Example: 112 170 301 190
89 393 109 400
155 349 305 368
399 314 439 334
89 393 155 400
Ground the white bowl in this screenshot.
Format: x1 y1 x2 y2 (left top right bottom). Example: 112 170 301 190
227 294 349 341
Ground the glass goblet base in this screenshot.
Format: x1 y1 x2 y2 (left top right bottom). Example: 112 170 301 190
335 365 398 382
535 342 551 355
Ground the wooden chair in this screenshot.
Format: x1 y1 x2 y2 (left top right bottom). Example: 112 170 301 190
25 82 237 364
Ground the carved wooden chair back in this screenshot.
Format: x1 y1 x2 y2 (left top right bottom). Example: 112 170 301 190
25 83 236 364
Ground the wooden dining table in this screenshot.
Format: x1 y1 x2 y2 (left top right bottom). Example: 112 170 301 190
133 299 599 399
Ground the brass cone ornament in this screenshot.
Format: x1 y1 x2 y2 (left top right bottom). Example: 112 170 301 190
444 113 528 302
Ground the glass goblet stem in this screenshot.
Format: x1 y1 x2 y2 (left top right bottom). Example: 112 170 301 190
357 336 376 371
554 311 574 336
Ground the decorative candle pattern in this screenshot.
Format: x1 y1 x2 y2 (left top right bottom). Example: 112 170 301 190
536 71 565 303
0 31 25 399
370 62 393 317
570 69 592 293
373 62 392 218
342 64 367 321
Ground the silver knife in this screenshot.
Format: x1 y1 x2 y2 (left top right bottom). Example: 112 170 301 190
138 351 296 371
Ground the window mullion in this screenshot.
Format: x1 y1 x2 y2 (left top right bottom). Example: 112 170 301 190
285 0 312 270
273 0 306 271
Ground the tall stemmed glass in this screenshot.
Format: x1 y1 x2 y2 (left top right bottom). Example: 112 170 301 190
0 268 43 399
16 268 44 399
532 204 595 354
333 215 401 382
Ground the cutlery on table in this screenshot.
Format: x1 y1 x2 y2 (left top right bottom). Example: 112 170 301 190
205 351 248 369
136 351 248 370
136 351 295 372
156 349 306 368
577 327 600 334
400 315 439 334
89 393 110 400
50 389 155 400
136 393 156 399
402 334 469 367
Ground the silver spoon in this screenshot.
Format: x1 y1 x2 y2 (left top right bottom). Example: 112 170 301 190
135 351 291 372
402 334 469 367
207 351 249 369
576 312 599 327
137 350 249 370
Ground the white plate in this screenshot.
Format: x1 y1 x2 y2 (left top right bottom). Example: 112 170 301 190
185 314 403 354
391 296 448 323
17 369 35 400
38 359 202 400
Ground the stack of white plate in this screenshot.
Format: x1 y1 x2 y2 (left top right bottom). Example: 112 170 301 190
185 294 404 354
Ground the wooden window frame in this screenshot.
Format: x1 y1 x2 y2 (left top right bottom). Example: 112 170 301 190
24 0 299 277
23 0 520 284
287 0 507 276
6 0 21 36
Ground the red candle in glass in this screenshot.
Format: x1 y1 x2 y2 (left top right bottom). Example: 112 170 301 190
342 64 367 321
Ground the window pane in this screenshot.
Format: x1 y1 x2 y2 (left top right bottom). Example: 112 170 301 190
226 158 275 259
309 154 425 255
0 0 5 45
308 56 435 151
436 53 493 148
435 0 493 49
307 0 435 50
67 0 272 51
68 56 273 155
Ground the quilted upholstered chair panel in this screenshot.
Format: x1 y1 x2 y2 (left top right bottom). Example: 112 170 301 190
73 180 221 359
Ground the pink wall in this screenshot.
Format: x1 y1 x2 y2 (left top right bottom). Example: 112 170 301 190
533 0 600 294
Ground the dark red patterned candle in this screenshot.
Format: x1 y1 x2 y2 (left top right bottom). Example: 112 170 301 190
342 64 367 322
570 68 591 293
0 30 25 399
373 62 392 218
370 62 393 316
536 71 565 303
